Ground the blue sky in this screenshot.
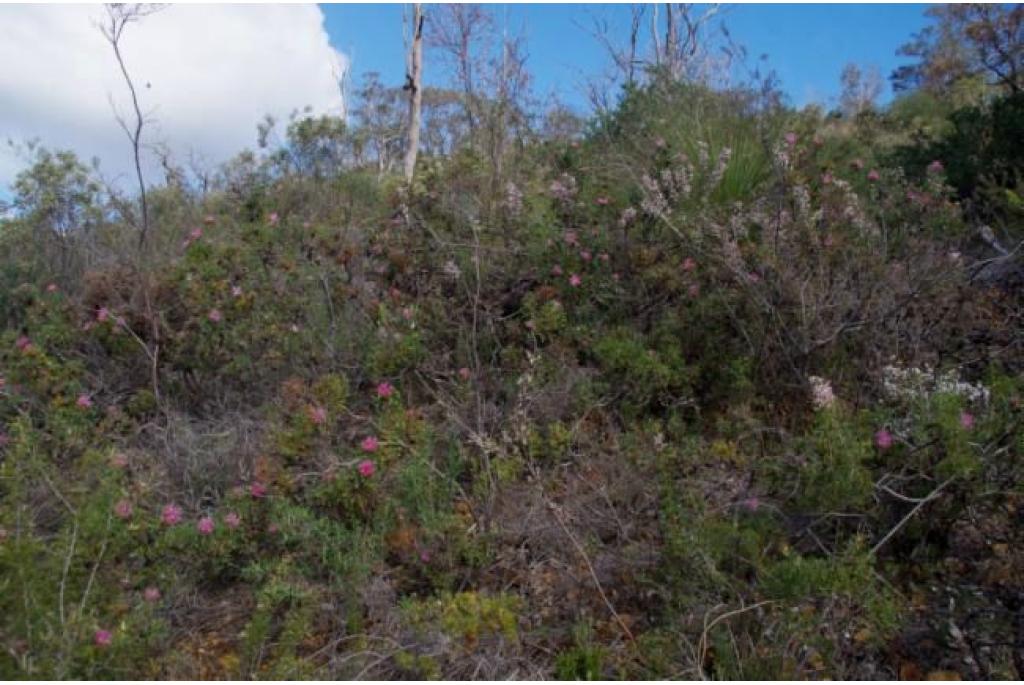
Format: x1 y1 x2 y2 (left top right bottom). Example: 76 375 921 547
322 3 931 112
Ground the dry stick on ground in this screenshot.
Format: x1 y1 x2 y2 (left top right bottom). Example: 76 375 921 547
545 499 636 645
697 600 775 680
871 476 955 556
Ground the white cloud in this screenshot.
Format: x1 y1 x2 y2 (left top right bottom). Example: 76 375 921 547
0 4 346 192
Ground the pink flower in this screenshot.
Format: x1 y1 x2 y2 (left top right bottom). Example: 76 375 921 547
959 411 975 430
551 264 563 277
76 394 93 409
143 586 161 602
740 497 760 512
419 550 431 563
110 452 129 469
161 504 183 526
747 272 761 283
267 523 279 534
97 307 109 322
927 159 944 174
94 629 113 647
46 283 58 293
681 257 697 272
569 274 582 287
268 212 279 226
784 132 797 146
867 169 880 182
196 516 215 535
595 196 610 206
599 252 610 263
458 367 471 380
207 309 222 323
376 381 394 399
357 459 376 477
190 227 203 241
360 436 380 453
224 512 241 529
579 250 592 262
250 481 267 499
402 306 414 321
307 405 328 425
874 429 894 450
612 272 621 282
231 286 243 298
821 172 833 185
15 336 31 351
113 499 133 520
563 230 578 246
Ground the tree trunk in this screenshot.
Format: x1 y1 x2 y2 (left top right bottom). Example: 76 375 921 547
403 4 424 184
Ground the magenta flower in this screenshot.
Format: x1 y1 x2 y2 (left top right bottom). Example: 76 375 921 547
97 307 110 323
458 367 471 380
143 586 161 602
224 512 241 529
569 274 582 287
113 499 133 520
867 169 880 182
740 497 760 512
94 629 113 647
595 196 610 206
599 252 610 263
959 411 975 430
161 504 183 526
360 436 380 453
376 381 394 399
358 459 376 477
419 550 431 563
821 172 833 185
784 132 797 146
76 394 93 409
250 481 267 499
207 309 222 323
190 227 203 241
927 159 944 174
551 264 563 276
307 405 328 425
15 335 31 351
196 516 215 536
268 212 280 226
874 429 894 450
681 256 697 272
580 250 592 262
563 230 578 246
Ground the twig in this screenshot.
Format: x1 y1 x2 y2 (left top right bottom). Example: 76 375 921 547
871 477 954 556
546 500 636 645
697 600 775 680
